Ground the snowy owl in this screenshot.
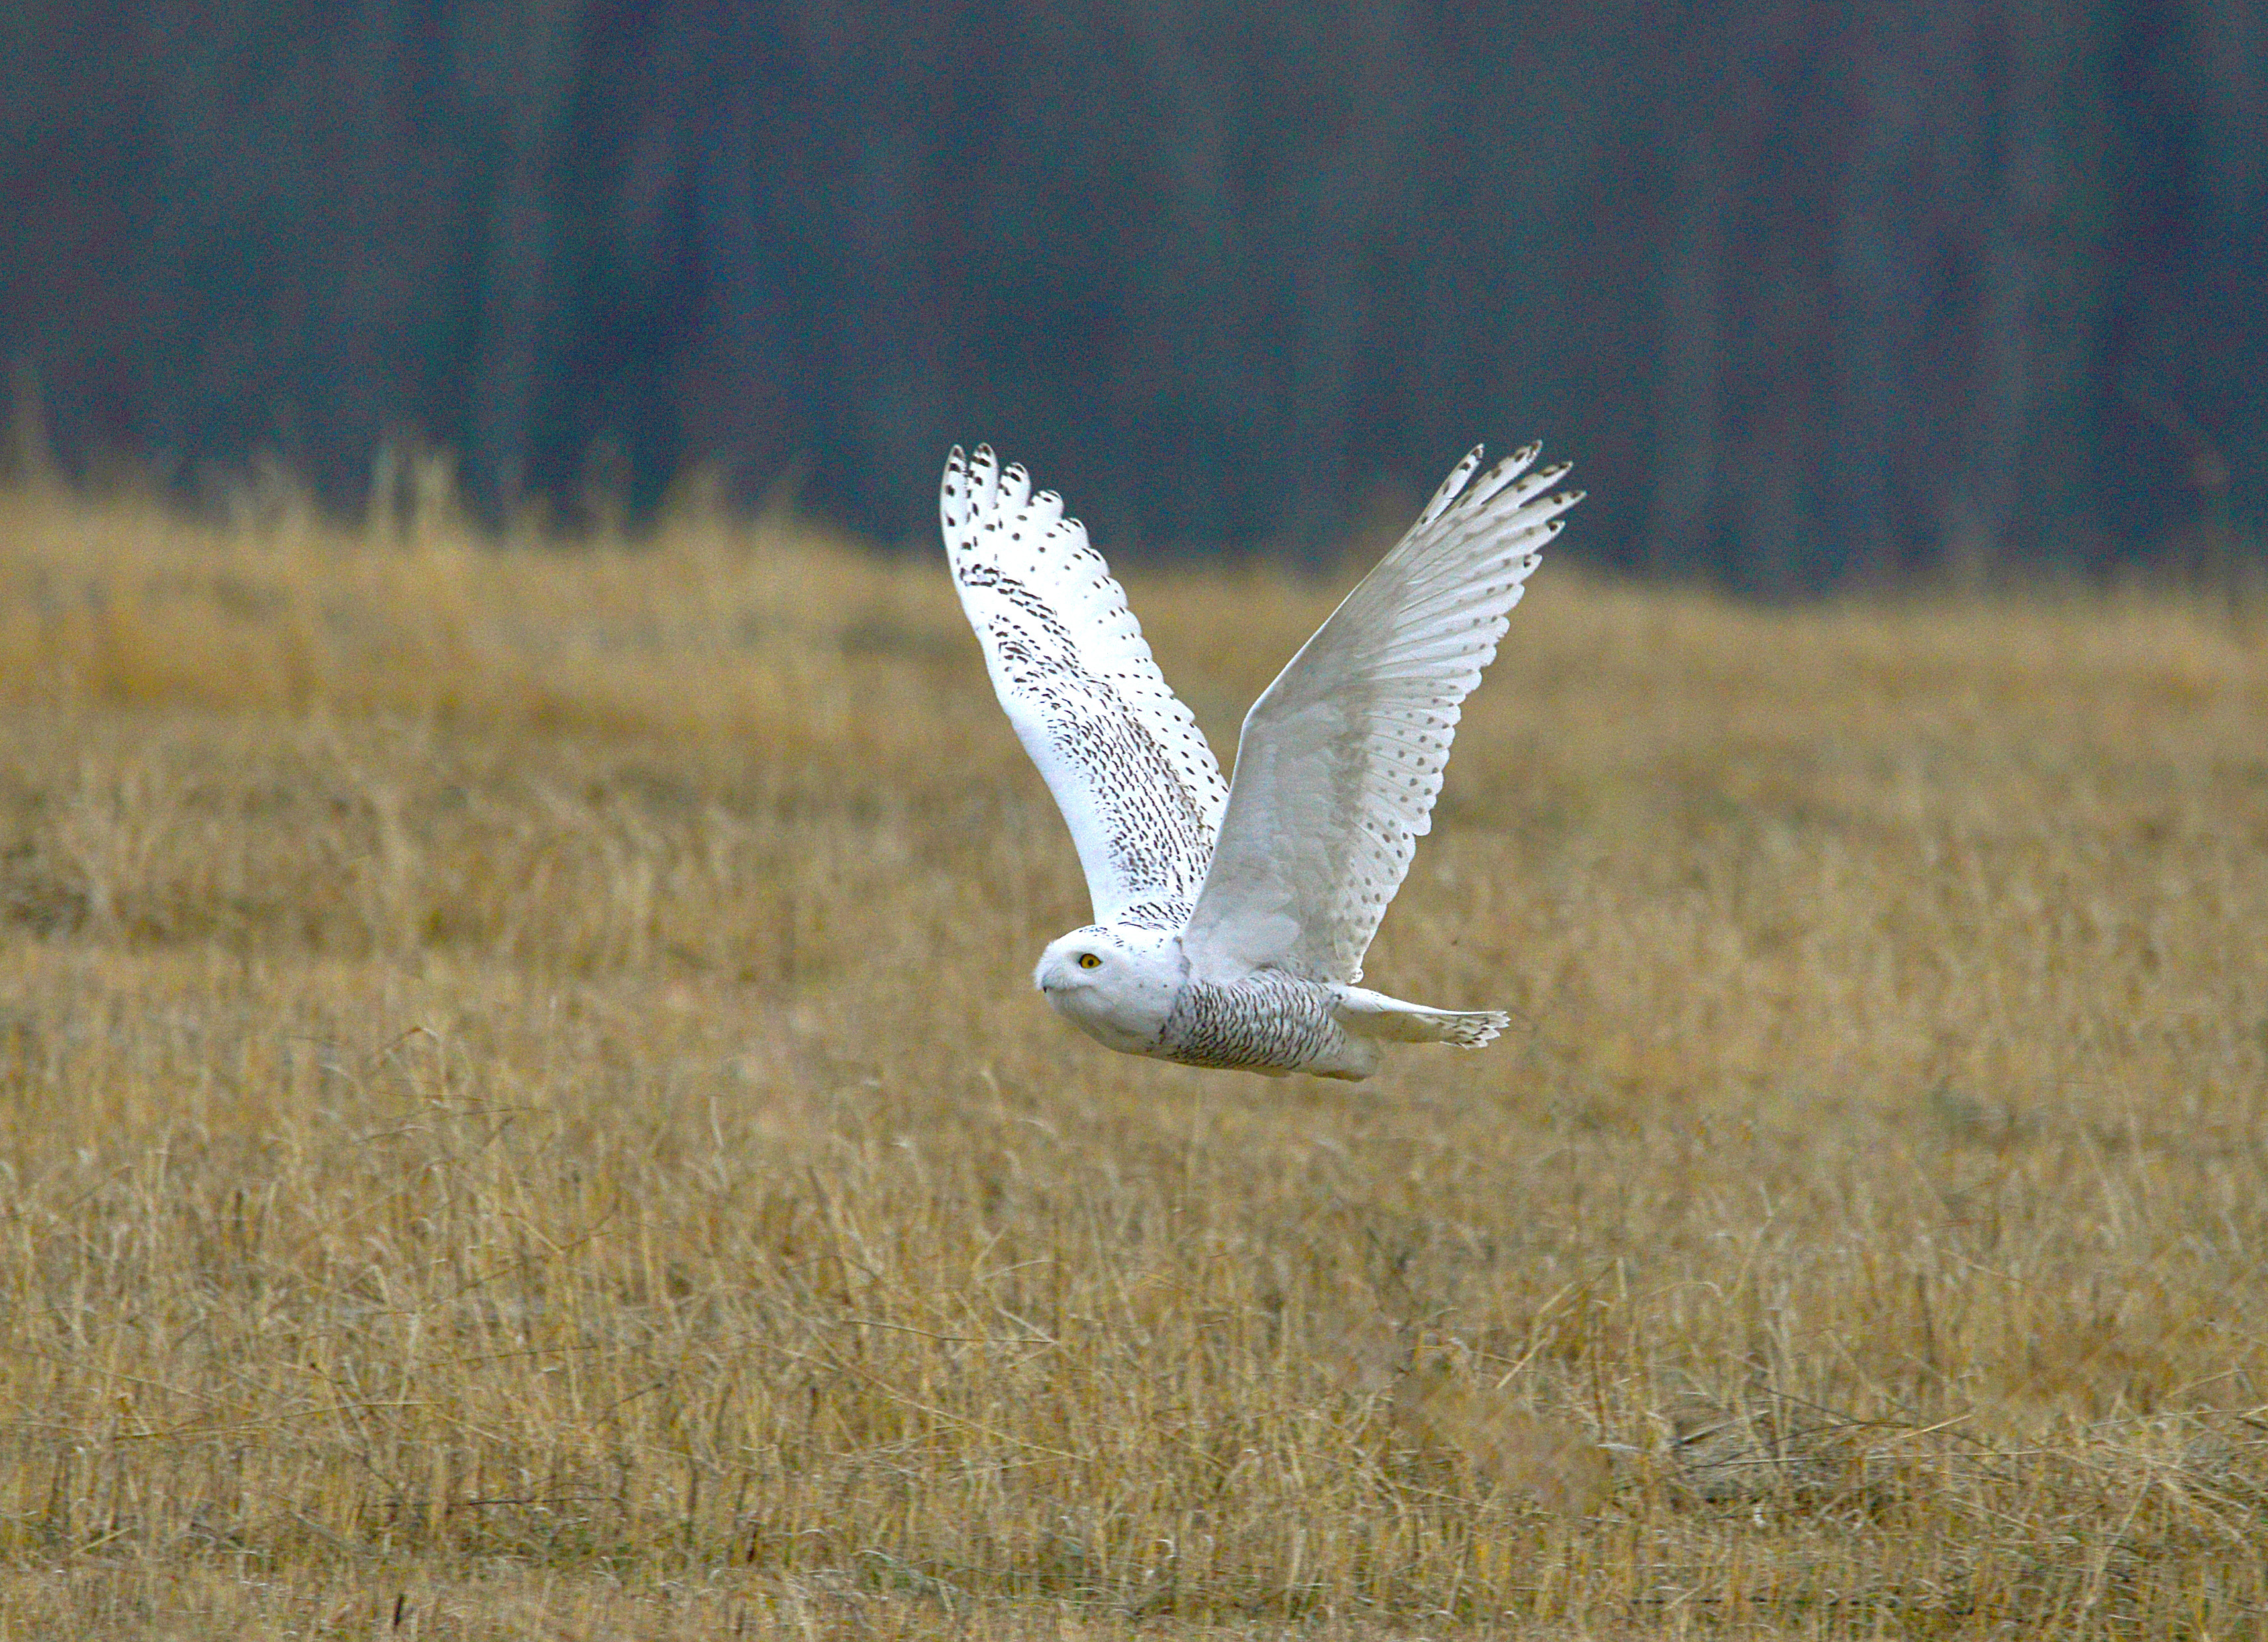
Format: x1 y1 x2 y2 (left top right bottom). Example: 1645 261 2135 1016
942 442 1580 1080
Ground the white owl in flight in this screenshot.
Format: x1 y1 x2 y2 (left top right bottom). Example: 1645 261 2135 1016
942 442 1580 1080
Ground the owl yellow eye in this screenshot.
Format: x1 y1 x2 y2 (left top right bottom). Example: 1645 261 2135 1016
1077 953 1102 969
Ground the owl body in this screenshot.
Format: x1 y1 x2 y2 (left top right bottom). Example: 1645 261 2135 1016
947 440 1581 1081
1033 925 1500 1081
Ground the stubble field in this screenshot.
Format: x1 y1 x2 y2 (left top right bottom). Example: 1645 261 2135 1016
0 480 2264 1638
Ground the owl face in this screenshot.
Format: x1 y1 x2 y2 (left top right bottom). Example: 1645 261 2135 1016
1033 925 1181 1053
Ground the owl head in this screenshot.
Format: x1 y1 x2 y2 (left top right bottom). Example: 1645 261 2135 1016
1032 925 1179 1053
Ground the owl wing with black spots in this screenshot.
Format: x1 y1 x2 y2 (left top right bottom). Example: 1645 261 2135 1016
1181 444 1581 983
942 444 1229 928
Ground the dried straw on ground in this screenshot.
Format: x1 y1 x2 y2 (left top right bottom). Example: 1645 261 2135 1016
1 481 2263 1637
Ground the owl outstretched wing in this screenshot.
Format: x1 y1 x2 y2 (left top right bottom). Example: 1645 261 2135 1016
942 444 1230 929
1181 444 1581 983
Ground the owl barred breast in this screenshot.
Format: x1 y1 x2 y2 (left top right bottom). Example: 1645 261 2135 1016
944 438 1581 1081
1158 971 1375 1079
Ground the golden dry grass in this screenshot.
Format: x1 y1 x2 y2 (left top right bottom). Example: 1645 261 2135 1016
0 479 2265 1637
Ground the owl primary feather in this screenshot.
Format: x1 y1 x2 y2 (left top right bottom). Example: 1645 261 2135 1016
941 441 1580 1079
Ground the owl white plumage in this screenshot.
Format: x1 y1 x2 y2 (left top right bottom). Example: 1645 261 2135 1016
942 441 1579 1079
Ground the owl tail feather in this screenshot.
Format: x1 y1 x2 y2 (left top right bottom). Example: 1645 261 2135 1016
1332 987 1509 1049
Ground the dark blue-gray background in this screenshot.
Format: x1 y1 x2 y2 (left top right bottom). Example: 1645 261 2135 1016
5 1 2261 589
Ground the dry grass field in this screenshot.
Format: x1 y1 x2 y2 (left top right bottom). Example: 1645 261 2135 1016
0 475 2264 1639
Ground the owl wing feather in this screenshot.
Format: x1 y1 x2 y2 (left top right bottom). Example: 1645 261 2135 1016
1181 444 1581 983
941 444 1229 928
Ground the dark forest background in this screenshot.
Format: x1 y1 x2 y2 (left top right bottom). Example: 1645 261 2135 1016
3 1 2261 589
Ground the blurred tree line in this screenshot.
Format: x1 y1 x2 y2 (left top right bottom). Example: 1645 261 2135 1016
3 0 2260 589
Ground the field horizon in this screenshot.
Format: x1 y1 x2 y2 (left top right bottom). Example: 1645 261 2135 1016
1 481 2264 1638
